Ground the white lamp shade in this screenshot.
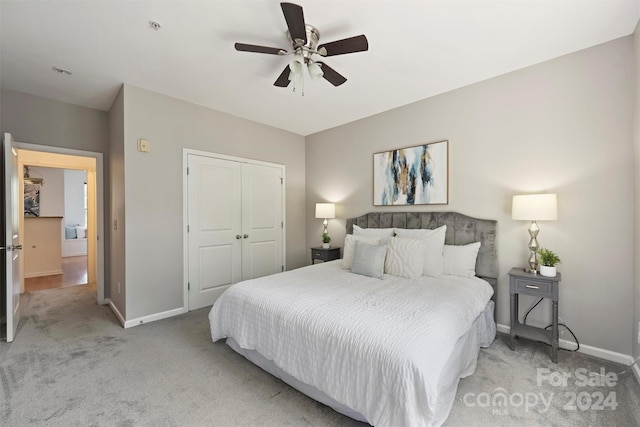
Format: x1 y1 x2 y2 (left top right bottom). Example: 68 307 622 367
315 203 335 219
512 194 558 221
308 62 324 80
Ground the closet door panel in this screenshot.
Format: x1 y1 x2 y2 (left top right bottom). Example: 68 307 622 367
241 163 283 280
188 155 242 310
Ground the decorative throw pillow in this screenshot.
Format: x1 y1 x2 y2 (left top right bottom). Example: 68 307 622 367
76 226 87 239
394 225 447 277
353 225 395 242
342 234 381 269
351 240 387 279
65 226 77 239
384 237 426 279
443 242 481 278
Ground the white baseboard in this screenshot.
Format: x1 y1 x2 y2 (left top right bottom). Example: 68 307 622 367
62 252 88 257
496 323 637 367
106 298 125 327
24 269 63 278
123 306 184 329
105 299 185 329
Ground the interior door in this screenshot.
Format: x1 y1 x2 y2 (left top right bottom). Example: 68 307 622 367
3 133 21 342
241 163 283 280
187 155 242 310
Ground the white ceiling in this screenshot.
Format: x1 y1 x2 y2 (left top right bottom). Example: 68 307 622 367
1 1 639 136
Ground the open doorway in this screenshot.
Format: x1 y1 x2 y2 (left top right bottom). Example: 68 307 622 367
16 144 104 304
22 166 89 292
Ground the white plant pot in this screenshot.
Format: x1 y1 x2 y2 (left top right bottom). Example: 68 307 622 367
539 265 556 277
322 243 330 249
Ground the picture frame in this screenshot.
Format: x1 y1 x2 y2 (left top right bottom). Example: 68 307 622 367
373 140 448 206
24 183 41 217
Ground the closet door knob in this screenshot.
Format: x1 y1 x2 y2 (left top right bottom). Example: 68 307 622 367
236 235 242 239
243 234 249 239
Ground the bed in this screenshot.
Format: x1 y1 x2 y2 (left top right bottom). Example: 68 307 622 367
209 211 498 427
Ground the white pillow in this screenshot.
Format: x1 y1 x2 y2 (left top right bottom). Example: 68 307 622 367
394 225 447 277
384 237 426 279
75 226 87 239
443 242 481 278
342 234 381 269
351 240 387 279
353 225 395 242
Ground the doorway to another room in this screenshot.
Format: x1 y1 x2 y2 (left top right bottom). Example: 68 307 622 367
22 166 89 292
16 146 104 305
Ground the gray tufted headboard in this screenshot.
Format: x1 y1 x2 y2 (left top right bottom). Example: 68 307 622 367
346 212 498 296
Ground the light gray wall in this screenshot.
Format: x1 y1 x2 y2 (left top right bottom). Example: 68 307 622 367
1 89 108 153
120 84 306 320
108 87 125 315
306 37 635 355
633 21 640 361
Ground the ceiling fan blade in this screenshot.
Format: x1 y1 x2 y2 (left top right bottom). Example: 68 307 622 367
274 65 292 87
318 35 368 56
281 2 306 44
317 62 347 86
235 43 286 55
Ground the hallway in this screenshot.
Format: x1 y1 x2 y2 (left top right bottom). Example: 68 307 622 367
24 255 88 292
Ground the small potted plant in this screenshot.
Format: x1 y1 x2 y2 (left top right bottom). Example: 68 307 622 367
322 232 331 249
538 248 561 277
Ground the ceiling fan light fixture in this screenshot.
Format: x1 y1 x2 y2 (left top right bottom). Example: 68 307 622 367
308 61 323 80
289 56 304 73
234 3 368 90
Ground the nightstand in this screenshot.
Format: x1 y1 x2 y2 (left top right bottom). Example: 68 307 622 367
508 267 561 363
311 247 341 264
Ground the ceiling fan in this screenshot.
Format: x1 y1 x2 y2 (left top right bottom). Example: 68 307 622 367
234 2 368 89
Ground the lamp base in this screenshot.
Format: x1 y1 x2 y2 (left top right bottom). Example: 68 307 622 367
523 268 538 275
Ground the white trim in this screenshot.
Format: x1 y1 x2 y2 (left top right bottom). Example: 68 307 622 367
182 148 287 312
106 298 125 327
62 251 88 258
182 151 189 315
24 269 63 278
122 307 184 329
497 323 637 367
15 142 105 305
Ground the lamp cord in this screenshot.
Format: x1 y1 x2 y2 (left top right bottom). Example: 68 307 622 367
523 297 580 352
524 298 640 376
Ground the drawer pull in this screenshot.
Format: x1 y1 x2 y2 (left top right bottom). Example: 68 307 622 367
525 284 539 289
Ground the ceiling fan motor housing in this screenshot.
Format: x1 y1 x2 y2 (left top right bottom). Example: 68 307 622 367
287 24 321 61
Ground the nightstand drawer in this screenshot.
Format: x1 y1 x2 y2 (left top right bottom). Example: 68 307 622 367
513 278 552 297
311 247 341 264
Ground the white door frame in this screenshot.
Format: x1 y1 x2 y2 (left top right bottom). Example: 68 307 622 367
4 133 21 342
15 142 105 305
182 148 286 312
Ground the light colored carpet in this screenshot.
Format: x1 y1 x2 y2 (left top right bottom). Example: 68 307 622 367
1 284 639 426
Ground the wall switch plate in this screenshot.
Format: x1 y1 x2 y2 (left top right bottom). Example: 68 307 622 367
137 138 150 153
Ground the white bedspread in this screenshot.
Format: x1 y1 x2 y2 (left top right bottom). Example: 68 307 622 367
209 261 494 427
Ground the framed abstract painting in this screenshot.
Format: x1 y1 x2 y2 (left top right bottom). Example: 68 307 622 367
373 140 448 206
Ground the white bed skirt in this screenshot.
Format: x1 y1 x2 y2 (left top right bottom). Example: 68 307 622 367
226 299 496 426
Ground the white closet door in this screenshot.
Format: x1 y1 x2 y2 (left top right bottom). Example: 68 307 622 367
241 163 283 281
187 155 242 310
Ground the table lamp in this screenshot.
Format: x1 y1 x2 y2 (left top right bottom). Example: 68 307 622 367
512 194 557 274
315 203 335 248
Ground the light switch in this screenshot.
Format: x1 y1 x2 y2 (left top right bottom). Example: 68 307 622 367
137 139 150 153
